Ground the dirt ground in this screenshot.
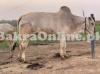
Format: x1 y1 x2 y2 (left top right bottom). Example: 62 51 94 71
0 41 100 74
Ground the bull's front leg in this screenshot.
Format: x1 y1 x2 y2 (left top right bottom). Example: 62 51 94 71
59 33 67 59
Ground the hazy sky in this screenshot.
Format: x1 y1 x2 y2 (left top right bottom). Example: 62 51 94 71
0 0 100 20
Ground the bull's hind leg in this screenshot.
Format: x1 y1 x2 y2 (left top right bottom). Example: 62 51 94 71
59 33 67 59
8 41 17 59
18 40 29 62
18 23 32 62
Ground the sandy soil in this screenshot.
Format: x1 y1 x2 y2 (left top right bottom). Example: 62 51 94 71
0 42 100 74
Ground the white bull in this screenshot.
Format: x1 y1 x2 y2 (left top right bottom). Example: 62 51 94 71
17 6 95 62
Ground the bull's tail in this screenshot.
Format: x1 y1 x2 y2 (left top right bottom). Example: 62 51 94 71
11 42 17 52
17 16 22 33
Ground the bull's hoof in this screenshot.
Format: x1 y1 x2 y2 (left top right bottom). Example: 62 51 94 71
54 53 71 59
60 54 71 60
8 55 13 59
60 55 66 60
17 58 26 63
